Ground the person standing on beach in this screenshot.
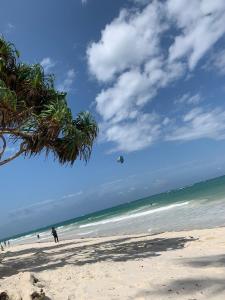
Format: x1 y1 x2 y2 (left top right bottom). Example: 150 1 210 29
51 227 59 243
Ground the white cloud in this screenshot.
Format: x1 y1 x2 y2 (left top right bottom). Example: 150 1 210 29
103 113 162 152
9 190 84 219
7 23 14 30
101 179 123 188
87 1 166 82
96 61 184 125
4 22 15 34
9 199 56 219
175 93 202 105
57 69 75 92
40 57 56 73
132 0 150 5
210 49 225 75
167 107 225 141
168 0 225 69
62 191 83 199
87 0 225 152
96 69 154 123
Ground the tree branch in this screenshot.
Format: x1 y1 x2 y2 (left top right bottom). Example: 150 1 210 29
0 142 26 166
0 135 6 159
0 128 33 139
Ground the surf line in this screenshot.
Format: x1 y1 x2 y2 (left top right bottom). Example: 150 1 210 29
79 201 189 228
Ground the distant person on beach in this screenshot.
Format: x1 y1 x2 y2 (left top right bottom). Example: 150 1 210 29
37 234 40 240
51 227 59 243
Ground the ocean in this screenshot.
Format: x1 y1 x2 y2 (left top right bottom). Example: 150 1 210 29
8 175 225 245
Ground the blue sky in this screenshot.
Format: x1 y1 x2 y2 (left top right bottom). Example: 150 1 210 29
1 0 225 238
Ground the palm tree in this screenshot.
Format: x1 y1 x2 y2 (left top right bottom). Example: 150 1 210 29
0 37 98 166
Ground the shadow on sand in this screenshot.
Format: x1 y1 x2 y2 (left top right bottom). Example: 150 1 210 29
0 234 196 279
134 253 225 299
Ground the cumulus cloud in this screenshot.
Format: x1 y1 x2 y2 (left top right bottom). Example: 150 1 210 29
167 107 225 141
104 113 162 152
40 57 56 73
87 0 225 152
96 59 184 125
57 69 75 92
167 0 225 69
87 1 166 82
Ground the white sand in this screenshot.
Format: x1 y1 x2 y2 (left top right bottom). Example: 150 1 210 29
0 227 225 299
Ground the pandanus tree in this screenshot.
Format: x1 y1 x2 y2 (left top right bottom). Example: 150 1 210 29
0 37 98 166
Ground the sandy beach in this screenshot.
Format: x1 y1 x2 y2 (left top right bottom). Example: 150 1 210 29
0 227 225 299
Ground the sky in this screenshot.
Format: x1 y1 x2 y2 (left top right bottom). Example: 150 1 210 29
1 0 225 238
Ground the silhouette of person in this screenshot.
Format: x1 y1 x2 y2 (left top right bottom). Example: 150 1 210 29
51 227 59 243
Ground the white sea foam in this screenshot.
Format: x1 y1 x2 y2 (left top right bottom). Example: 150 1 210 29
11 233 34 242
77 231 94 236
79 201 189 228
58 224 77 233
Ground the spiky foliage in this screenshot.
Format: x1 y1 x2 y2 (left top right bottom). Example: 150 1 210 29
0 37 98 166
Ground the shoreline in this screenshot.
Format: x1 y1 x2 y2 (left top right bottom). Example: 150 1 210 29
0 226 225 299
9 223 225 247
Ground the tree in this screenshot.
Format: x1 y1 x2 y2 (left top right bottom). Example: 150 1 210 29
0 37 98 166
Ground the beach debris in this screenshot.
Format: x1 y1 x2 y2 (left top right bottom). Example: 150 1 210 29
30 289 45 300
30 274 39 285
117 156 124 164
30 273 45 289
0 292 9 300
0 254 5 263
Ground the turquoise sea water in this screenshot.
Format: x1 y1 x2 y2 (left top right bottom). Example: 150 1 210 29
8 175 225 244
